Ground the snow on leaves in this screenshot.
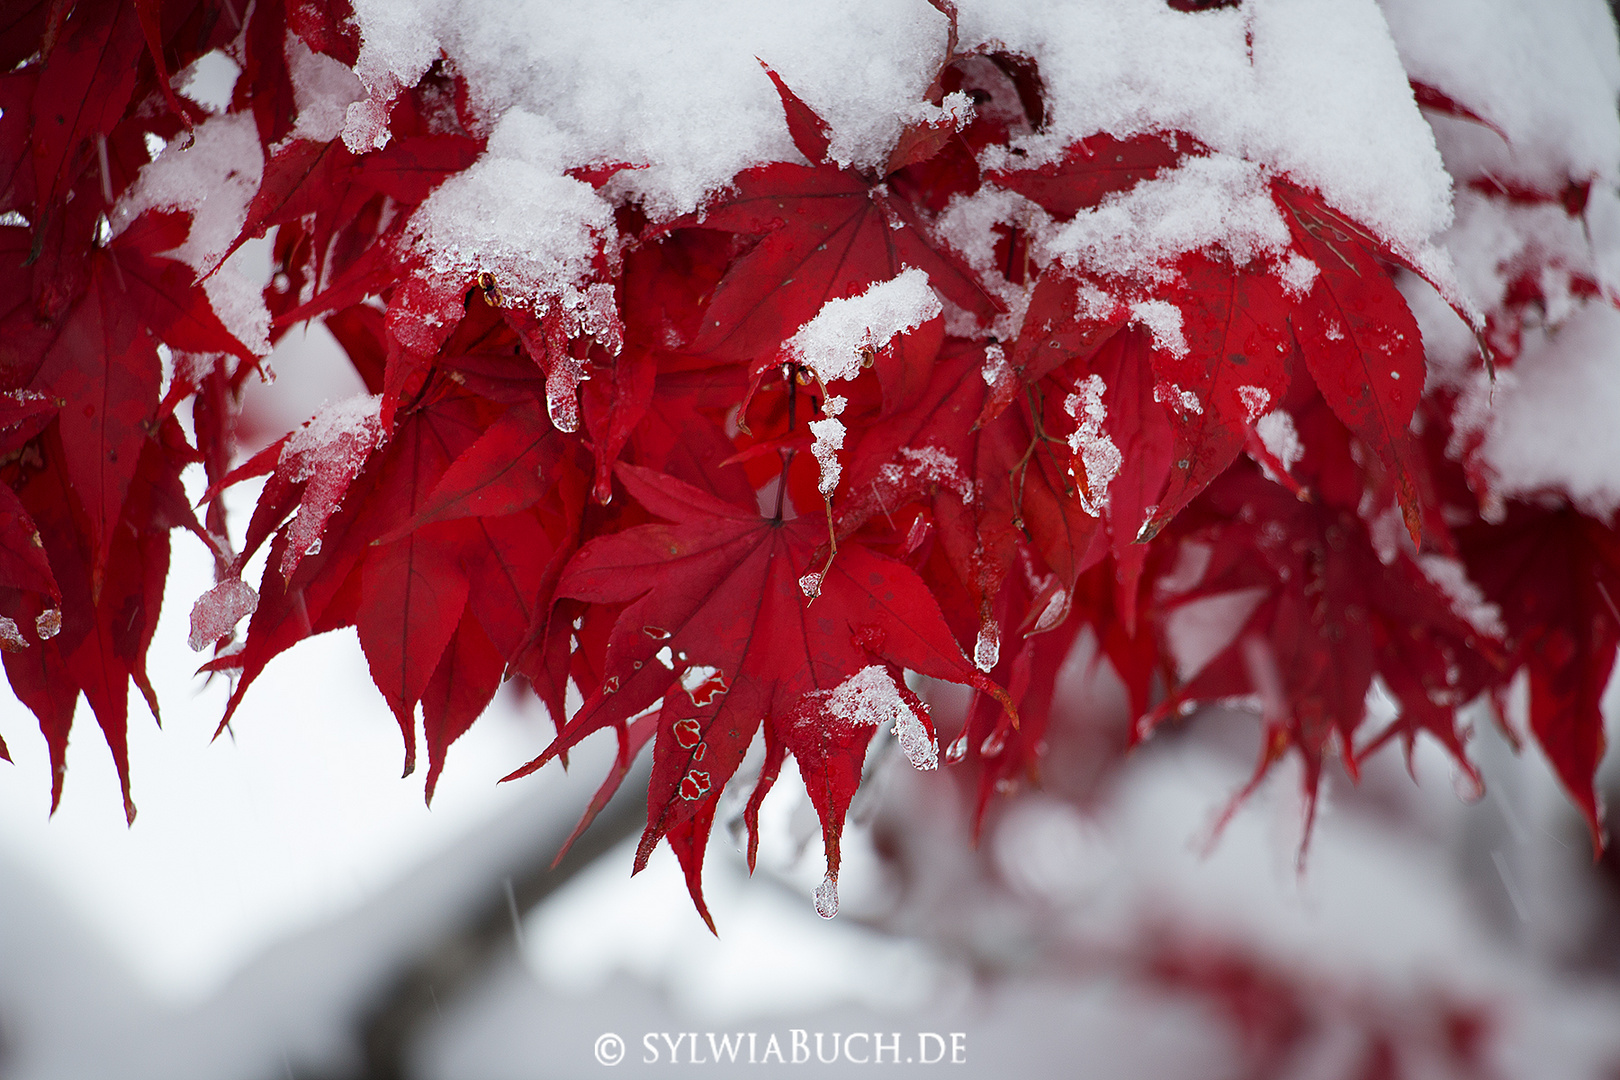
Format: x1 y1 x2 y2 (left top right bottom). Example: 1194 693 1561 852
7 0 1618 925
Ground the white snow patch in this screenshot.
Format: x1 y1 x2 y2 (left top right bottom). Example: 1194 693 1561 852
1050 155 1290 285
113 112 265 277
822 665 937 771
809 397 848 498
1236 386 1271 425
1277 252 1320 298
1063 374 1122 517
410 110 617 310
287 36 366 144
1254 410 1304 480
1418 555 1505 639
1130 300 1187 358
1453 304 1620 516
341 0 1461 334
981 341 1013 392
281 396 386 483
785 269 942 385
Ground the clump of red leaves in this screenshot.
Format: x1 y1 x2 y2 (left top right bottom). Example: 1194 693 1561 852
1141 926 1502 1080
1 0 1614 920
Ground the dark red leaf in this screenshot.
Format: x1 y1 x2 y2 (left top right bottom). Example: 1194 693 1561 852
1460 506 1619 853
1275 182 1429 546
29 0 144 211
508 463 1007 912
375 400 561 541
422 605 504 802
1139 251 1294 538
30 254 161 575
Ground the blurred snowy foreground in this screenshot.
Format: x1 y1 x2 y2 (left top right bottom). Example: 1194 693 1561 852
0 504 1619 1079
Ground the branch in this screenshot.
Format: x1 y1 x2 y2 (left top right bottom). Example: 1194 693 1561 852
330 766 650 1080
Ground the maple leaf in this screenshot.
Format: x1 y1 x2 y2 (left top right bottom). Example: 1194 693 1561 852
986 132 1187 220
27 0 144 217
1146 467 1502 852
1062 327 1177 629
950 584 1090 831
505 463 1007 925
681 70 999 369
1137 250 1296 539
29 251 161 580
1273 181 1431 546
10 0 1615 956
1459 505 1620 852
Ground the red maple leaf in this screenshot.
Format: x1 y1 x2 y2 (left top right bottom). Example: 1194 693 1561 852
505 463 1007 926
1459 505 1620 852
1273 181 1431 545
1146 464 1502 852
679 69 999 369
986 132 1188 220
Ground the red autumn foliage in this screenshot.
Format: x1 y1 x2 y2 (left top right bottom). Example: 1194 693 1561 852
1 0 1614 926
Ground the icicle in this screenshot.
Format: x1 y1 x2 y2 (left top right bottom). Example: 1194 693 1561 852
814 872 839 918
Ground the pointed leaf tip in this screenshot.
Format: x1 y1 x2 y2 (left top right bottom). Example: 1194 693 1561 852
757 59 831 165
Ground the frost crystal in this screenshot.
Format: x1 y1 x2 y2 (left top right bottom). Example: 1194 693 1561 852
1154 381 1203 416
897 445 973 503
1236 386 1271 424
980 341 1013 391
1064 375 1122 516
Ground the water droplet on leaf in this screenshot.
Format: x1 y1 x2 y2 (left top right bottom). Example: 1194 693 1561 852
980 727 1008 758
1452 767 1485 804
